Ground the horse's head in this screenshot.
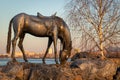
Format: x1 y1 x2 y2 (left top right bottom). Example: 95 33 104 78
59 40 72 64
59 50 71 65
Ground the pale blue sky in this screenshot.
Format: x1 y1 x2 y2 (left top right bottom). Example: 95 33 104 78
0 0 70 54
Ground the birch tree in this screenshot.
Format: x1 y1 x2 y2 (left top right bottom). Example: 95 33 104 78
65 0 120 59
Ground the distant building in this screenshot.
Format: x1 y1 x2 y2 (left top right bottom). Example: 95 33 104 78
48 48 53 54
15 51 35 57
15 52 22 57
0 53 9 58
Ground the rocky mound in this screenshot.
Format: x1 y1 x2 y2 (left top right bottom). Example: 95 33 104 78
0 58 120 80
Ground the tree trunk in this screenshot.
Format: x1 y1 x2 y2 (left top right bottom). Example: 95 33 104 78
99 25 106 59
98 0 106 59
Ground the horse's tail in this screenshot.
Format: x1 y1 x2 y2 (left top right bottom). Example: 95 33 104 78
6 18 13 54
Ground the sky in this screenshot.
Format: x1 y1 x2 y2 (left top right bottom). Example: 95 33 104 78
0 0 70 54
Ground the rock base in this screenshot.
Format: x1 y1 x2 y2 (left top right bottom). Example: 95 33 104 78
0 58 120 80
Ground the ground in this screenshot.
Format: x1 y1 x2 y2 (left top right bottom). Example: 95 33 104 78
0 58 120 80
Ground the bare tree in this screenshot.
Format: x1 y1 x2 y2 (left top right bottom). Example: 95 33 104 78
65 0 120 59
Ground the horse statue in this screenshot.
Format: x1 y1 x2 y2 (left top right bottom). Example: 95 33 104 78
6 12 72 64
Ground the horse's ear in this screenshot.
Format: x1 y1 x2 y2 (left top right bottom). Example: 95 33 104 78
37 12 44 17
52 12 57 16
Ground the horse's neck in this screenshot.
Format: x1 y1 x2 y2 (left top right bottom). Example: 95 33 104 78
64 40 71 51
63 29 71 51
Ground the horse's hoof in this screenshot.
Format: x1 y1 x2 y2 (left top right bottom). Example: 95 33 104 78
43 61 46 64
25 59 28 62
12 58 17 62
56 61 59 64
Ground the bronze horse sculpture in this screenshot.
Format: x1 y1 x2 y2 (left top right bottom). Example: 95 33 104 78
6 12 72 64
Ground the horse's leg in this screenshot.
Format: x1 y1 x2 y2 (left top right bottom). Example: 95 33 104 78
53 27 58 64
11 33 19 62
60 39 63 51
18 33 28 62
42 37 52 64
59 39 64 63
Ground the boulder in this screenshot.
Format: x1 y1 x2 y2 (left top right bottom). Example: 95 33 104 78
71 52 100 61
71 52 88 61
0 58 119 80
70 58 119 80
0 61 81 80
